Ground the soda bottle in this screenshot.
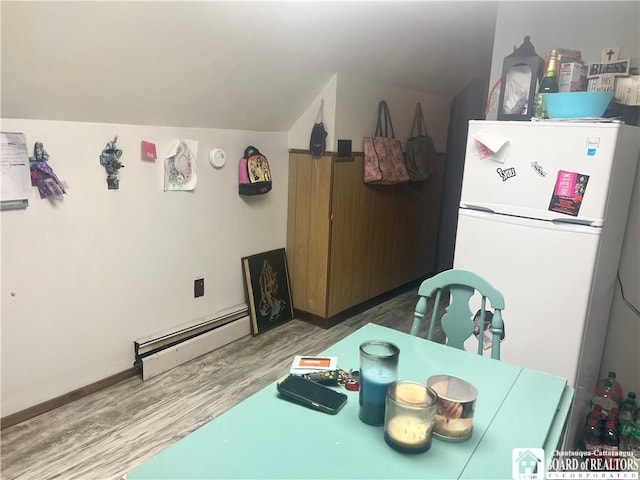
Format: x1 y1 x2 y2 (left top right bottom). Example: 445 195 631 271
592 379 620 415
620 401 636 451
583 416 603 453
624 392 638 418
630 427 640 458
595 372 624 404
587 404 604 424
607 407 620 427
602 418 620 452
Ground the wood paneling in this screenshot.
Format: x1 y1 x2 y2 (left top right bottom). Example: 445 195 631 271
287 153 332 317
287 151 445 323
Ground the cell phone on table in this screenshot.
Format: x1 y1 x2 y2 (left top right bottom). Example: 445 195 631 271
277 374 348 414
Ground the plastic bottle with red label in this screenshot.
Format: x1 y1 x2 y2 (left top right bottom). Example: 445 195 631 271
583 416 603 453
592 378 621 415
602 418 620 453
595 372 623 405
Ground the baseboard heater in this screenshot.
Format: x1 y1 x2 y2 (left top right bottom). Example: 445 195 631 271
134 304 250 381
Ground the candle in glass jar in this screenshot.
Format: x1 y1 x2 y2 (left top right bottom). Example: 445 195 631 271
385 415 431 448
384 381 438 453
427 375 477 441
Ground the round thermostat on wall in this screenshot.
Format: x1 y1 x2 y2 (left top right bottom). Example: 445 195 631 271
209 148 226 168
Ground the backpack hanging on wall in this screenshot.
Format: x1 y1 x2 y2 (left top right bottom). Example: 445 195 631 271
238 146 272 196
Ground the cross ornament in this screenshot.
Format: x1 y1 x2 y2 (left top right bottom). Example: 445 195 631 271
601 46 621 64
588 46 630 92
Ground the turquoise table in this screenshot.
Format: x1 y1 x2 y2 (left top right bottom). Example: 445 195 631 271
125 323 573 480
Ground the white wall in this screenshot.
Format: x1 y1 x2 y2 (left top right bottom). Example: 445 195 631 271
334 73 451 154
288 74 338 151
490 1 640 396
0 119 289 416
0 68 452 417
289 73 451 153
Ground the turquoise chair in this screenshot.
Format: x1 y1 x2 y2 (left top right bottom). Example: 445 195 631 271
411 269 505 360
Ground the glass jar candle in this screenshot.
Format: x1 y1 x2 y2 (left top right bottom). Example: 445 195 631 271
427 374 477 441
359 340 400 426
384 381 439 453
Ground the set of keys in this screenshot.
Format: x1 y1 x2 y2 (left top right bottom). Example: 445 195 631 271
301 369 360 391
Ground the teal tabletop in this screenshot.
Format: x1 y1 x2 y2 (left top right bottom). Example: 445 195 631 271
125 323 572 480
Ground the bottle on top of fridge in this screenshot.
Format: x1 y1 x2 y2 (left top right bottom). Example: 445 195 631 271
533 49 560 118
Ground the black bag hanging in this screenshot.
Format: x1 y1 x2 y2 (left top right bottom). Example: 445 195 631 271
309 99 328 157
405 102 437 182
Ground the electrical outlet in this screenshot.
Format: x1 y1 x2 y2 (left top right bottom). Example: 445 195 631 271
194 278 204 298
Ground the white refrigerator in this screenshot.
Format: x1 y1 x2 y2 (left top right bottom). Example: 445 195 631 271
453 120 640 448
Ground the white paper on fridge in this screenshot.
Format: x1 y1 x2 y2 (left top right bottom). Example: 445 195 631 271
290 355 338 374
474 130 510 163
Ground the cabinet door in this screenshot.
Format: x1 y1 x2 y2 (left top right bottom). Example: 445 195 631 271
287 153 332 317
327 155 375 316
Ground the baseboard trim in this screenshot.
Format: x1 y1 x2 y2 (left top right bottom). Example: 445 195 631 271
1 367 137 430
295 277 427 329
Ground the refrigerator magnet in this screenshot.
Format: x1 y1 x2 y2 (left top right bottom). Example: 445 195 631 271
474 130 509 163
548 170 590 217
530 161 547 178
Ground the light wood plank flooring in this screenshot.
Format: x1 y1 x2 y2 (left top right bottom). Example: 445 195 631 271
1 289 442 480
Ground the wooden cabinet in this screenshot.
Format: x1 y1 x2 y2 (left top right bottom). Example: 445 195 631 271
286 151 444 326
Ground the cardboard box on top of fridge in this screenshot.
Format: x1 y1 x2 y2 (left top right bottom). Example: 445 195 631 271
559 63 589 92
614 75 640 106
556 48 582 65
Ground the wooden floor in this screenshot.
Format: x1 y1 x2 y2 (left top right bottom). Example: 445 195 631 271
1 289 443 480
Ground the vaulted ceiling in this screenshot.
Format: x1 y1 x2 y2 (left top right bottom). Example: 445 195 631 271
1 1 498 131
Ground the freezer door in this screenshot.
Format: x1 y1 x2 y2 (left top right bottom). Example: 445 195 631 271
453 209 603 387
461 121 628 225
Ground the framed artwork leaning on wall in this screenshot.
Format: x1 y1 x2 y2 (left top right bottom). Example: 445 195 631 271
241 248 294 335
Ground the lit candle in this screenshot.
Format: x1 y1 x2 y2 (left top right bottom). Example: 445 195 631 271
384 381 438 453
386 415 431 449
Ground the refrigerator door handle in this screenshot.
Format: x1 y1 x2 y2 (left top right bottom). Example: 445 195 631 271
551 218 598 227
459 203 496 214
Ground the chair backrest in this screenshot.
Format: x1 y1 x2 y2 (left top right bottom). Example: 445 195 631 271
410 269 505 360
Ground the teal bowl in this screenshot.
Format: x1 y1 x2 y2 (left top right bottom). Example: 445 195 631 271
544 91 614 119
